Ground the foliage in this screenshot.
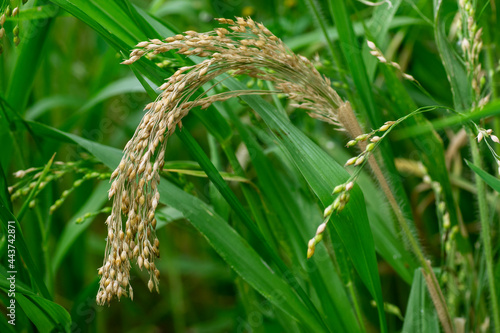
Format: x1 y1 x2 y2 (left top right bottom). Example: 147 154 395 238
0 0 499 332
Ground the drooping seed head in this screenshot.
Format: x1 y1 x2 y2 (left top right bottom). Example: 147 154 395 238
97 16 356 305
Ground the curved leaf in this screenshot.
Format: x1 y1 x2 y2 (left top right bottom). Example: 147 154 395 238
0 270 71 333
225 79 387 331
466 160 500 194
157 180 324 332
23 119 325 331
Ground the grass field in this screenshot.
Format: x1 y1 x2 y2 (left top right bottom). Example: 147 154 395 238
1 0 500 332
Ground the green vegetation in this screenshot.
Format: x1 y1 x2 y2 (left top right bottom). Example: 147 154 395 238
0 0 499 332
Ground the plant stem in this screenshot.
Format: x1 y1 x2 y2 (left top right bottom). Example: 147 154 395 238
384 171 454 333
468 133 500 330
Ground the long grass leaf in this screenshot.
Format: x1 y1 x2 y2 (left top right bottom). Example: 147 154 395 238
226 78 387 332
328 0 413 260
22 117 327 331
466 160 500 193
376 64 470 254
156 179 325 332
15 294 71 333
225 105 362 332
